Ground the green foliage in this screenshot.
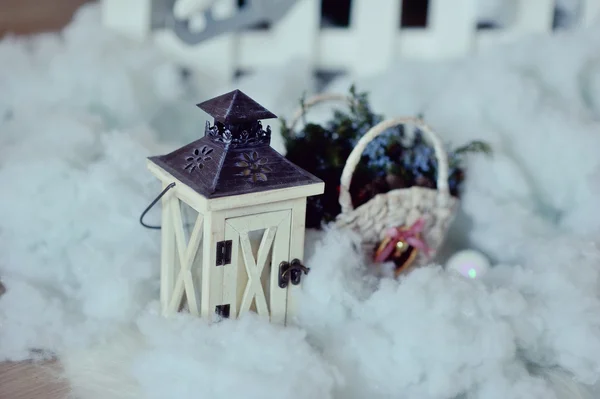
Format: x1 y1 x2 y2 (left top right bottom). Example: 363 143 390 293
281 85 491 228
281 85 383 227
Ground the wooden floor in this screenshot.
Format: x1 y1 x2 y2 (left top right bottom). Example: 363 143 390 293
0 282 68 398
1 1 92 396
0 361 70 399
0 0 92 36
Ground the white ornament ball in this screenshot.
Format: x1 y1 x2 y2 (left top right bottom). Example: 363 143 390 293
446 250 491 279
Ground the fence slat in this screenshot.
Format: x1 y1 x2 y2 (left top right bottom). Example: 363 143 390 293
238 0 319 71
153 0 237 90
317 28 356 70
101 0 594 83
238 32 279 69
102 0 153 40
477 0 554 51
513 0 555 33
419 0 477 59
272 0 320 64
351 0 401 76
582 0 600 26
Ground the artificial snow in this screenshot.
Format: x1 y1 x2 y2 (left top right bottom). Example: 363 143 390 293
2 2 600 399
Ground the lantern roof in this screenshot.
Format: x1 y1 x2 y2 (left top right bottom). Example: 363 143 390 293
148 90 322 199
197 89 277 124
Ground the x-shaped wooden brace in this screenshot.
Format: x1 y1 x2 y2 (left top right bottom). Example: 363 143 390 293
239 226 277 317
169 199 204 315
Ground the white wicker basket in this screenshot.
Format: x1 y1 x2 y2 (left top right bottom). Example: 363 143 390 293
287 94 458 268
334 117 459 266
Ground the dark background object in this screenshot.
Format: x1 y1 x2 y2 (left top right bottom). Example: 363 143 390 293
1 0 570 37
149 90 323 199
320 0 430 27
400 0 429 27
0 0 432 37
321 0 352 27
0 0 92 36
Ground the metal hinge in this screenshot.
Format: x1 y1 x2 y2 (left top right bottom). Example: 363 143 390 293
278 259 310 288
216 240 232 266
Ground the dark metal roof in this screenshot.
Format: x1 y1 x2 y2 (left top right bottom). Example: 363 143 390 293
149 90 322 199
196 89 277 124
148 136 322 198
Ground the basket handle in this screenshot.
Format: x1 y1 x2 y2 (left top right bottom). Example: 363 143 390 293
286 93 352 134
339 117 450 214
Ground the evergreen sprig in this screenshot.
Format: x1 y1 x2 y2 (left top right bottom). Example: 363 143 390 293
281 86 491 228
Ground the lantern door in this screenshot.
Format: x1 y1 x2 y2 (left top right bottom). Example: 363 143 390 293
221 210 292 324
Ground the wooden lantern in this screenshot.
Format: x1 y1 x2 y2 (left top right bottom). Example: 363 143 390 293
147 90 324 325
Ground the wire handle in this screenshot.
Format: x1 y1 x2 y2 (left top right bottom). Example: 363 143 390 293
286 93 352 134
139 183 176 229
338 117 450 214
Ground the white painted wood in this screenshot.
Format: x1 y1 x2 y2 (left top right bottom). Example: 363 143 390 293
269 211 291 325
316 28 356 70
225 211 290 241
200 210 227 320
227 0 320 70
206 182 324 211
147 160 324 212
272 0 319 65
149 155 319 324
223 222 240 318
422 0 477 59
282 197 306 325
351 0 400 76
475 0 552 51
238 229 272 317
582 0 600 26
155 0 237 88
394 29 439 60
513 0 555 33
160 183 176 315
225 210 291 322
167 211 204 315
170 197 200 315
221 198 297 219
237 32 278 69
104 0 586 81
171 197 189 272
101 0 153 41
153 33 235 90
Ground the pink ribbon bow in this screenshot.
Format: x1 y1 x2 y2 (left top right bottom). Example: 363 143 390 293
374 218 431 263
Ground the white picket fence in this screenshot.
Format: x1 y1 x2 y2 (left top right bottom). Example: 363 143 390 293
101 0 600 85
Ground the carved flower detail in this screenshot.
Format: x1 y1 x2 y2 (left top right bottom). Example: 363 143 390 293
184 146 213 173
235 151 271 182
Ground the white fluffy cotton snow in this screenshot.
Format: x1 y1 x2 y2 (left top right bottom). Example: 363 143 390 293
2 2 600 399
0 4 181 359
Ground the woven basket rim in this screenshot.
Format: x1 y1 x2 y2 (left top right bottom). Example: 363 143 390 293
338 185 459 219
